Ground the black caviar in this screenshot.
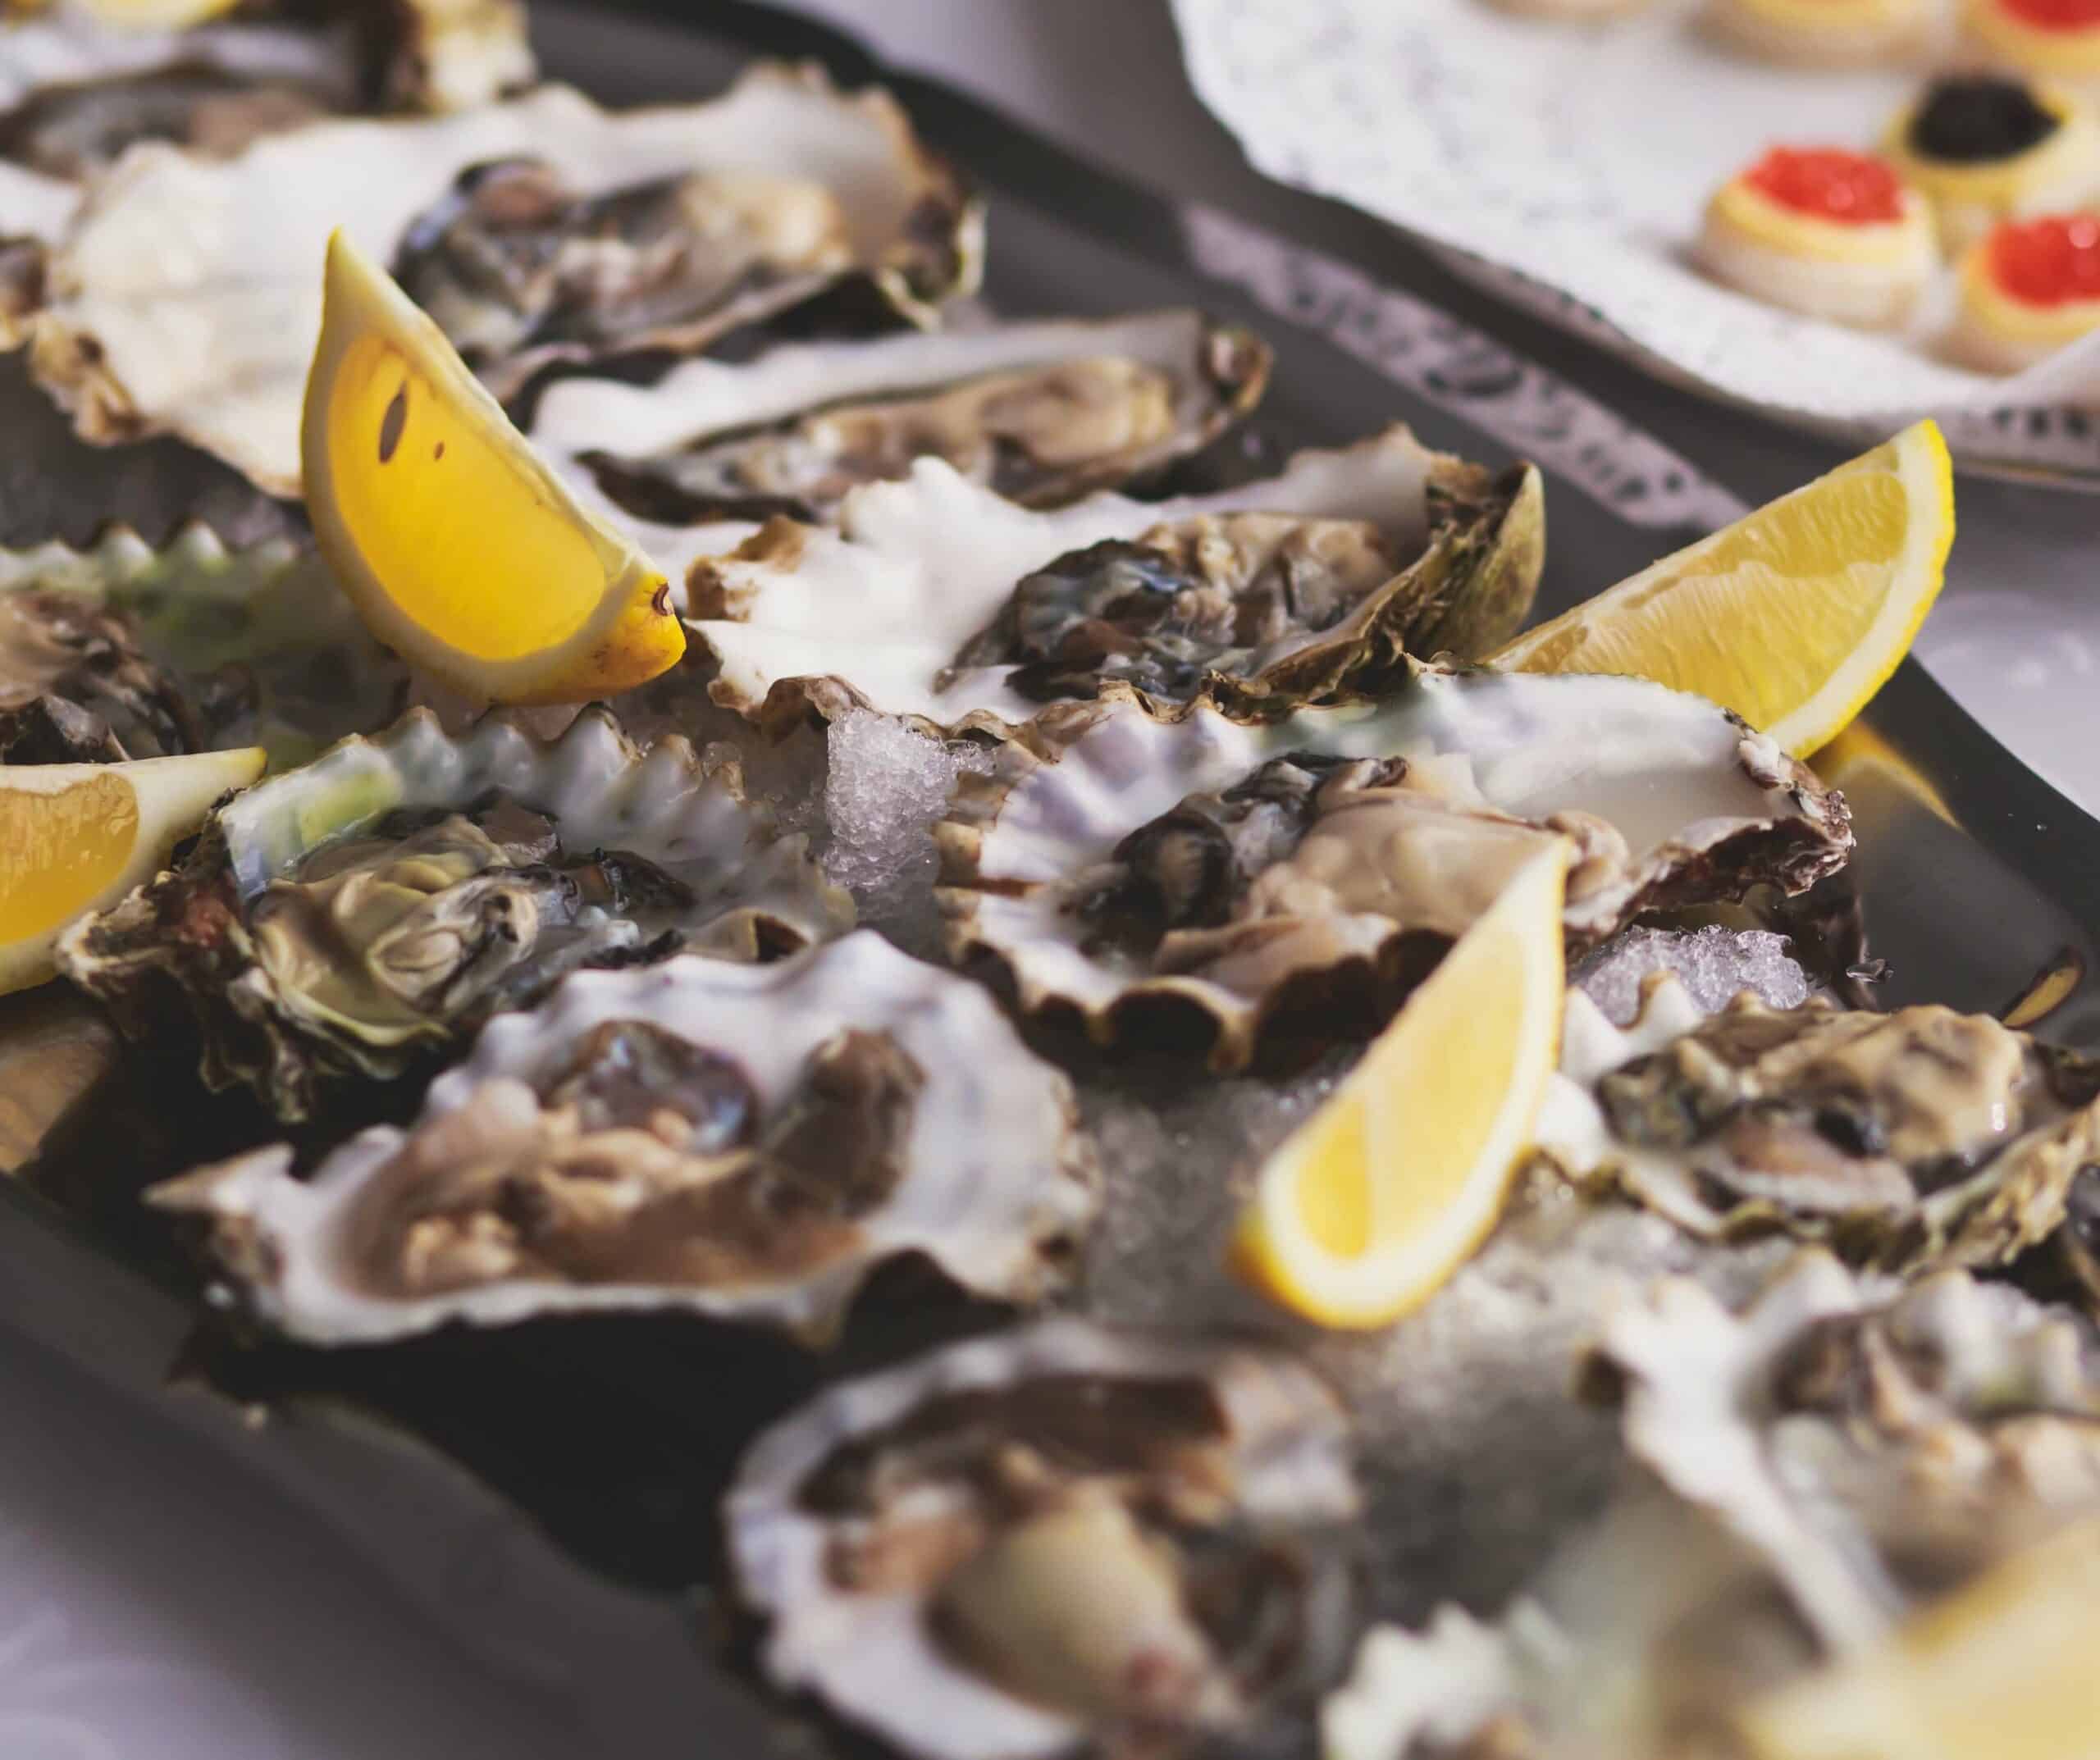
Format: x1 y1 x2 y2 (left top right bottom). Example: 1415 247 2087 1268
1909 77 2060 164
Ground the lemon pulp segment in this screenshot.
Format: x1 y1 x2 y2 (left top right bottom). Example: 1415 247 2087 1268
0 773 139 942
321 331 610 663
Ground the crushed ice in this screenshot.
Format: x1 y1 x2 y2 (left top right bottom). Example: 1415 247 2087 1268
823 709 994 957
1574 925 1809 1025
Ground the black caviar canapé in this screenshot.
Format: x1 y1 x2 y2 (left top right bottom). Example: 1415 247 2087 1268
1909 77 2061 163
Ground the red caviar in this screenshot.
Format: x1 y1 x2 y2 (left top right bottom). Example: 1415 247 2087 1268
1742 148 1906 226
1988 213 2100 305
1999 0 2100 30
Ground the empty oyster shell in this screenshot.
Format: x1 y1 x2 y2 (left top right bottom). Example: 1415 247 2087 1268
23 62 981 493
686 426 1545 735
150 931 1098 1343
936 668 1851 1068
0 1 533 235
0 522 407 767
1536 975 2100 1274
726 1320 1361 1760
57 706 851 1119
1326 1253 2100 1760
530 310 1272 526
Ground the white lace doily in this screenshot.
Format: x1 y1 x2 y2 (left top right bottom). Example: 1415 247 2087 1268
1171 0 2100 472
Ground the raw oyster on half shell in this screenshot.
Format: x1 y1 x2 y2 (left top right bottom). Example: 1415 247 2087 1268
531 310 1271 526
686 426 1545 734
0 522 409 768
22 62 982 492
936 668 1851 1068
0 0 534 242
57 706 851 1119
1325 1252 2100 1760
1536 974 2100 1274
151 931 1099 1343
726 1320 1361 1760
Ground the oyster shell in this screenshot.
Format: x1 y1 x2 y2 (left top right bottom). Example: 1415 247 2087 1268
1535 975 2100 1274
21 63 980 492
725 1320 1361 1760
57 706 851 1119
150 931 1099 1343
529 310 1272 526
685 426 1545 735
1326 1253 2100 1760
0 522 408 768
0 1 532 234
936 668 1851 1068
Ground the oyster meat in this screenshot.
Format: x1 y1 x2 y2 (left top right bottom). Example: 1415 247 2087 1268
685 426 1545 734
530 309 1272 526
23 62 982 493
726 1320 1360 1760
152 931 1099 1343
937 668 1851 1067
1326 1253 2100 1760
57 706 851 1119
1536 974 2100 1274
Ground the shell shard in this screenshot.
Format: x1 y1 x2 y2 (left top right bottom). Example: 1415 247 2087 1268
1536 975 2100 1273
23 62 981 494
151 932 1099 1343
725 1320 1361 1760
936 668 1851 1068
687 426 1545 736
529 309 1272 527
1326 1255 2100 1760
57 705 851 1119
0 522 407 768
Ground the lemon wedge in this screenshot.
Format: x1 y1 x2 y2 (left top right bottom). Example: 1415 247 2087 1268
0 746 264 996
1491 421 1953 759
1734 1516 2100 1760
1231 840 1568 1329
301 230 684 707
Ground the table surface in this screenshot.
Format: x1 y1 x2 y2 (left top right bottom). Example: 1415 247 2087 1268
6 4 2099 1756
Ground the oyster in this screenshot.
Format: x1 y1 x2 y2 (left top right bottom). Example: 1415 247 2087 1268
529 310 1272 526
725 1320 1360 1760
686 426 1545 735
1326 1253 2100 1760
0 1 533 232
57 706 851 1119
0 586 209 760
936 668 1851 1068
21 63 981 492
1535 975 2100 1274
0 523 409 768
150 931 1099 1343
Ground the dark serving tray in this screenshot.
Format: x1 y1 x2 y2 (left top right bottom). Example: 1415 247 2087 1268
7 3 2100 1754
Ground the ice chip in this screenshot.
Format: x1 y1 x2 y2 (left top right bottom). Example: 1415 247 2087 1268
824 709 994 957
1574 925 1810 1026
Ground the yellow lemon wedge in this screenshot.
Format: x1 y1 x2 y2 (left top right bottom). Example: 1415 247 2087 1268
301 230 684 707
1491 421 1954 759
0 745 264 996
1732 1516 2100 1760
1230 840 1568 1329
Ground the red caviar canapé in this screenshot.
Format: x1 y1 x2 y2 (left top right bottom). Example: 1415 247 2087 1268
1742 148 1906 226
1997 0 2100 32
1988 213 2100 305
